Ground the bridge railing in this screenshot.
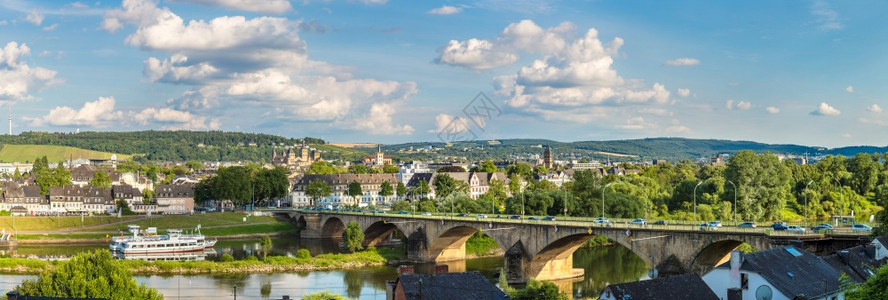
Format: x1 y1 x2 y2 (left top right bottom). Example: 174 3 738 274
296 209 874 237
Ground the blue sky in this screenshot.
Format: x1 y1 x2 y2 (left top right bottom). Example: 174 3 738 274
1 0 887 148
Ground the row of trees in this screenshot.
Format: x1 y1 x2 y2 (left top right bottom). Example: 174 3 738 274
386 151 887 223
194 165 290 206
305 161 399 174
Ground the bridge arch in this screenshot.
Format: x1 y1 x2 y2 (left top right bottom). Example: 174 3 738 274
426 226 507 262
526 233 597 281
295 215 307 228
688 239 745 274
362 220 409 248
321 217 346 238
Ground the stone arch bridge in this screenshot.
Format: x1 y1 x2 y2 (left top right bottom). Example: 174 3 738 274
288 212 868 283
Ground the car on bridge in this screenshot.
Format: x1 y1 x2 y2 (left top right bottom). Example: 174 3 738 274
852 224 873 232
527 216 540 220
630 218 646 225
708 221 723 228
508 215 521 219
542 216 556 221
652 220 667 225
398 210 409 214
421 212 432 216
593 217 611 225
457 213 469 217
476 214 488 219
811 224 833 231
771 222 788 231
786 225 806 233
738 222 756 228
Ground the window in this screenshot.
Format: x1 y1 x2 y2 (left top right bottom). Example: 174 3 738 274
741 273 748 290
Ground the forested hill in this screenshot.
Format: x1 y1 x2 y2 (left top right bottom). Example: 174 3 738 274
0 131 325 162
383 138 886 162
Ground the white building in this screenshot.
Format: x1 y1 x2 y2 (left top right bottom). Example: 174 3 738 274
702 247 845 300
290 173 399 208
397 161 430 185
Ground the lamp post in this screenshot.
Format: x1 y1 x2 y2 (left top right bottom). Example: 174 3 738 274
602 183 613 219
726 180 737 224
693 181 703 226
805 180 814 228
834 177 843 222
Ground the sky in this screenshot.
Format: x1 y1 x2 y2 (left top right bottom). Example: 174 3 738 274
1 0 887 148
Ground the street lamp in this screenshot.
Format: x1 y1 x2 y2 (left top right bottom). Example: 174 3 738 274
693 181 703 226
834 177 843 222
602 183 613 219
726 180 737 223
805 180 814 227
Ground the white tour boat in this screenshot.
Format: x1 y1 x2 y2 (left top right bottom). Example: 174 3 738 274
110 224 216 255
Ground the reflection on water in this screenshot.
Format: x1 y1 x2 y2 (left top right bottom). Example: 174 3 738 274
0 240 649 299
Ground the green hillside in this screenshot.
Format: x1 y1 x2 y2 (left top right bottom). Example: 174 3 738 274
0 144 132 163
310 144 368 162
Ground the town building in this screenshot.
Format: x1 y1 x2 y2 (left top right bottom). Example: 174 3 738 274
600 273 718 300
155 184 195 214
69 165 120 187
534 170 574 187
702 247 845 300
822 244 884 284
49 185 114 214
112 184 144 206
542 145 554 169
290 173 399 208
386 267 508 300
272 143 321 170
873 235 888 260
397 161 430 185
361 145 393 166
0 185 46 215
423 172 510 199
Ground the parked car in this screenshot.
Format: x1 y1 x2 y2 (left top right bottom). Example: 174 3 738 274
509 215 522 219
593 217 611 225
708 221 723 228
457 213 469 217
652 220 668 225
542 216 556 221
398 210 409 214
811 224 833 231
852 224 873 232
771 222 788 231
421 212 432 216
787 225 806 233
528 216 540 220
700 223 718 230
375 210 386 214
476 214 488 219
630 218 647 225
738 222 756 228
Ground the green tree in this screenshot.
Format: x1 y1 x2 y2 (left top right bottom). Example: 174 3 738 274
347 181 363 206
342 221 364 252
302 291 347 300
724 150 792 221
845 264 888 300
506 163 533 178
348 164 367 174
307 161 339 174
480 160 497 173
534 165 548 174
12 167 21 178
306 179 332 207
259 235 273 259
383 164 399 173
16 250 162 300
434 173 469 199
396 182 407 197
379 181 394 200
254 166 289 206
508 174 522 195
509 278 566 300
212 166 252 206
185 160 203 171
486 179 508 209
89 170 112 189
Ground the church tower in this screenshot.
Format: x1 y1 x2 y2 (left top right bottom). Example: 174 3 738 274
375 145 384 166
543 145 554 169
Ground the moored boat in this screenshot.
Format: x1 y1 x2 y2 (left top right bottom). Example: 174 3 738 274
111 224 215 255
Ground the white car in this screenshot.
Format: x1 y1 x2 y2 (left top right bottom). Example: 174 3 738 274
787 225 806 233
593 217 611 225
852 224 873 232
630 218 647 225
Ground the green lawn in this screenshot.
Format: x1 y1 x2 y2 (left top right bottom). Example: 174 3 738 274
0 216 143 231
72 212 278 232
0 144 132 163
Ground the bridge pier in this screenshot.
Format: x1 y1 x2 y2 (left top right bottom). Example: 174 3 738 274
297 214 324 239
504 241 530 284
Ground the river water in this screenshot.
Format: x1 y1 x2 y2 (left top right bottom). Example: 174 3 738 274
0 238 648 299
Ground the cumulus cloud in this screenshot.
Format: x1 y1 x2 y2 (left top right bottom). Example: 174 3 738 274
811 1 842 31
766 106 780 114
132 107 220 130
29 96 123 127
868 104 882 113
725 100 751 110
676 88 690 97
618 117 653 130
736 101 752 110
845 85 854 93
435 20 576 69
71 2 89 9
25 9 43 26
430 113 471 134
811 102 840 116
166 0 292 13
104 0 417 135
0 42 62 102
428 5 461 15
664 58 699 67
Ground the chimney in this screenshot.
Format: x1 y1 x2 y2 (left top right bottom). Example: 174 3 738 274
730 250 743 288
727 288 742 300
281 296 290 300
434 264 449 274
398 265 415 275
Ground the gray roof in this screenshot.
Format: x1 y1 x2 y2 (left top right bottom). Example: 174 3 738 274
396 271 509 300
156 184 194 198
822 244 883 283
294 173 399 187
875 235 888 248
715 246 843 298
601 273 718 300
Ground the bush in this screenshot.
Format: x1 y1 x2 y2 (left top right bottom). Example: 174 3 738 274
302 291 347 300
220 253 235 262
296 249 311 259
245 255 258 261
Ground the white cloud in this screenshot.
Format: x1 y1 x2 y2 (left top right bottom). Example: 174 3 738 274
811 1 842 31
725 100 751 110
25 9 43 26
30 96 123 127
845 85 854 93
435 20 576 69
71 2 89 9
0 42 62 102
736 101 752 110
665 124 690 133
811 102 840 116
144 54 219 83
860 118 888 127
133 107 220 130
867 104 882 113
428 5 461 15
166 0 292 13
617 117 653 130
42 23 58 31
430 113 471 134
725 100 734 110
355 0 388 4
676 88 690 97
347 103 414 135
766 106 780 114
664 58 700 67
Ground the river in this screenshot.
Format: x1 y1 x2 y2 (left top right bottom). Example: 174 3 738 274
0 237 648 299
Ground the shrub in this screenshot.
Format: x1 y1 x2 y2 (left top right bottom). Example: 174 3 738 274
220 253 235 262
296 249 311 259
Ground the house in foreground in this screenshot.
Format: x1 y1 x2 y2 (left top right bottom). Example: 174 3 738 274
386 266 508 300
599 273 718 300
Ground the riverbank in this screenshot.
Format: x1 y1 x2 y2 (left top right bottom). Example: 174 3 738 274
0 247 402 275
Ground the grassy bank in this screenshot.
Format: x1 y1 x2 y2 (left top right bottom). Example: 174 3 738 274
0 248 401 275
466 232 502 257
0 215 143 231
